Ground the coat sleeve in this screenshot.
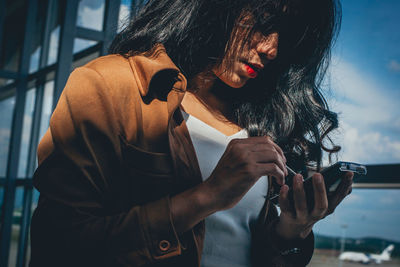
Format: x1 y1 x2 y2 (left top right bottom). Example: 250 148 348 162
251 202 315 267
30 67 186 267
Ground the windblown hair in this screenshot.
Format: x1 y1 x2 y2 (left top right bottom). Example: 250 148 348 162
110 0 342 172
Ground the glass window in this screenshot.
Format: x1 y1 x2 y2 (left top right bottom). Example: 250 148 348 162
73 38 97 54
76 0 105 31
32 188 40 211
118 0 132 32
0 79 14 88
0 1 28 72
29 47 41 73
7 187 24 267
17 88 36 178
47 26 60 66
46 0 65 66
0 89 16 177
29 0 48 73
37 80 54 153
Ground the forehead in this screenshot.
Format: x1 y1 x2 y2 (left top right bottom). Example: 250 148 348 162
238 1 310 33
243 0 306 21
237 2 290 27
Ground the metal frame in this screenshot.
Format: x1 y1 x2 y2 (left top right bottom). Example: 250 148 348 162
76 27 104 41
0 1 38 266
0 70 18 80
52 0 79 110
101 0 121 55
0 179 33 187
14 1 57 264
352 164 400 188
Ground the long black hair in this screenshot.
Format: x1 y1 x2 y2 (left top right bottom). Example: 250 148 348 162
109 0 342 172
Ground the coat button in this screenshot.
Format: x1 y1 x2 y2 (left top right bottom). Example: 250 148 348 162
159 240 171 251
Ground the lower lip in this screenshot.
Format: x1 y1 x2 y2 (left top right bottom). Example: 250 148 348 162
243 63 258 78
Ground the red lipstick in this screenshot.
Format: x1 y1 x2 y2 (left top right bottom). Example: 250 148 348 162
244 63 258 78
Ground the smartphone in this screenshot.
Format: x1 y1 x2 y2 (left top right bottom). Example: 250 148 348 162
270 161 367 211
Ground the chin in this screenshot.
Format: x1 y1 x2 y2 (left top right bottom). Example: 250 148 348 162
223 76 248 88
227 83 245 88
213 68 248 88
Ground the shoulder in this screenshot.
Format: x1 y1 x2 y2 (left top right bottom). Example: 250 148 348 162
83 54 133 81
51 54 144 143
63 54 143 120
58 50 184 144
61 55 137 118
76 54 139 99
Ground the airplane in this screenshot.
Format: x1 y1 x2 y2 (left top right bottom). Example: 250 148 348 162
339 244 395 264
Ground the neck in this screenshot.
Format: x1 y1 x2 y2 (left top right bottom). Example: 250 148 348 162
187 72 238 123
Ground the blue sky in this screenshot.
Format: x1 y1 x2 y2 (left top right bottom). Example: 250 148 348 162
321 0 400 165
315 0 400 241
314 188 400 242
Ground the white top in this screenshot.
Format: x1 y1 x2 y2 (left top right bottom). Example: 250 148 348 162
181 108 269 267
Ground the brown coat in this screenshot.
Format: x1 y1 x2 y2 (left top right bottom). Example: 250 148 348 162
30 45 314 267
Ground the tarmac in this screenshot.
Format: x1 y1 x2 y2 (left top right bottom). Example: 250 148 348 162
309 249 400 267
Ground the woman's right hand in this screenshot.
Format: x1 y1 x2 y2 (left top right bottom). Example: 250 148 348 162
203 136 288 211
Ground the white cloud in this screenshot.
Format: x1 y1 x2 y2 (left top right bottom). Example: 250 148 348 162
378 190 400 205
322 57 400 165
379 196 396 205
332 122 400 164
394 118 400 129
328 57 400 130
343 193 362 204
388 60 400 73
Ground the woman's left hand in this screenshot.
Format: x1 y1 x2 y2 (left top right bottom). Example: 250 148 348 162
275 171 354 240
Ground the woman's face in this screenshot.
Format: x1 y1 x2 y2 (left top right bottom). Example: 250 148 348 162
212 21 279 88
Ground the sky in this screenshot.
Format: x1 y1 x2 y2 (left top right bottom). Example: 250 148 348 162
314 0 400 242
323 0 400 165
1 0 399 245
314 188 400 241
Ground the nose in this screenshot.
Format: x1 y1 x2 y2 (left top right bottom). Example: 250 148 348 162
256 32 279 61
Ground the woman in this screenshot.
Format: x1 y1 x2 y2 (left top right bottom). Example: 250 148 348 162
30 0 353 266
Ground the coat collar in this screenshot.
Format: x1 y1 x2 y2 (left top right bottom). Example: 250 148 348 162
128 44 187 97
